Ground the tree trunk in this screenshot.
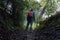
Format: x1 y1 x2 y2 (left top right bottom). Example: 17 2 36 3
39 5 46 18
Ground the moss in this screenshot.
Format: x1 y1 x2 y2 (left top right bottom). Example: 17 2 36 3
37 13 60 30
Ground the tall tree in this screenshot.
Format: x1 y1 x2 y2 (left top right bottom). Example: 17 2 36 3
39 0 57 18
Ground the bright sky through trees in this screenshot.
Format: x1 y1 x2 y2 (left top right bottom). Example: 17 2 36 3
36 0 41 2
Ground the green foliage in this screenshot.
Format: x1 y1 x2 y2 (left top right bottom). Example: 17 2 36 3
57 0 60 2
36 13 60 30
40 0 57 16
0 0 59 30
24 0 41 11
0 0 5 9
35 21 45 30
46 0 56 14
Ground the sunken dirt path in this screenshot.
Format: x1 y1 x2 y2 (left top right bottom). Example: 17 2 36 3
0 25 60 40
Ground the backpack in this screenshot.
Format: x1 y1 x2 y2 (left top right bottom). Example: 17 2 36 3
28 11 33 17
